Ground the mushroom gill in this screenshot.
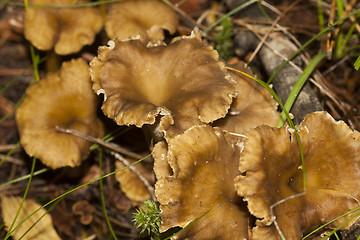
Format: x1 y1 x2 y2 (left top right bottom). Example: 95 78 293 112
235 111 360 239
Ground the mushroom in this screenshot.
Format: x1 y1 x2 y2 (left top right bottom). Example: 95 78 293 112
16 58 105 169
105 0 178 41
154 125 249 239
214 62 280 134
24 0 103 55
72 200 95 225
90 30 237 140
115 158 155 202
235 111 360 239
1 195 61 240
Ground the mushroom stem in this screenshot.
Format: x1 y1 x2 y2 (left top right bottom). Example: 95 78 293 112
142 119 165 150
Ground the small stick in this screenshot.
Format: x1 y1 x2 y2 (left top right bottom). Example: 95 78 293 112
55 126 144 160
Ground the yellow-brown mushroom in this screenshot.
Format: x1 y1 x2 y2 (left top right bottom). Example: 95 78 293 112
24 0 103 55
105 0 178 41
214 62 279 134
235 111 360 239
16 58 104 169
90 30 237 140
154 125 249 239
115 158 155 202
1 195 61 240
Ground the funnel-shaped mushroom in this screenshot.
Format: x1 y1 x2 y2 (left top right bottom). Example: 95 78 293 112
235 111 360 239
24 0 103 55
214 62 279 134
105 0 178 41
154 125 249 239
16 58 104 169
90 31 237 140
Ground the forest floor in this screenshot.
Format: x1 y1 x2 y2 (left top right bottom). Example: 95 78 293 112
0 0 359 239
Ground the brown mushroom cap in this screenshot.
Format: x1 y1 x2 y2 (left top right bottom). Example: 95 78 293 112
105 0 178 41
154 125 249 239
90 31 237 139
214 62 279 134
16 58 104 169
235 111 360 239
24 0 103 55
1 195 61 240
115 158 154 202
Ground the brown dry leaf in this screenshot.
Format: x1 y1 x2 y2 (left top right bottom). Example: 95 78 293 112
1 195 61 240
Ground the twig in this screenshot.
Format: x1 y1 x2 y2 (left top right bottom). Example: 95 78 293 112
0 154 24 165
55 126 144 160
55 126 156 200
0 144 19 152
246 0 301 65
161 0 205 30
270 191 306 239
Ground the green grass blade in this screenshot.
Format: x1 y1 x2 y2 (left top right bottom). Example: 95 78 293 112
202 0 257 34
99 149 117 240
29 45 40 82
316 0 325 30
354 54 360 70
18 198 62 240
4 157 36 239
227 66 307 191
163 208 212 240
267 8 360 84
277 52 327 127
303 206 360 239
5 154 151 239
0 94 24 125
0 168 49 187
0 142 20 166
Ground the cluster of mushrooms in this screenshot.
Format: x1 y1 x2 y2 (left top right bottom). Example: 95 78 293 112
14 0 360 239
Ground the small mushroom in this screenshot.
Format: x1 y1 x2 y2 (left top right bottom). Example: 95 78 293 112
154 125 249 239
235 111 360 239
115 158 155 202
214 62 280 134
105 0 178 41
16 58 104 169
90 30 237 140
24 0 103 55
72 200 95 225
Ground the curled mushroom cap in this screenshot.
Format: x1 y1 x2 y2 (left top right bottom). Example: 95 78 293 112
105 0 178 41
16 58 104 169
154 125 249 239
90 31 237 139
24 0 103 55
235 111 360 239
115 158 154 202
214 62 279 134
